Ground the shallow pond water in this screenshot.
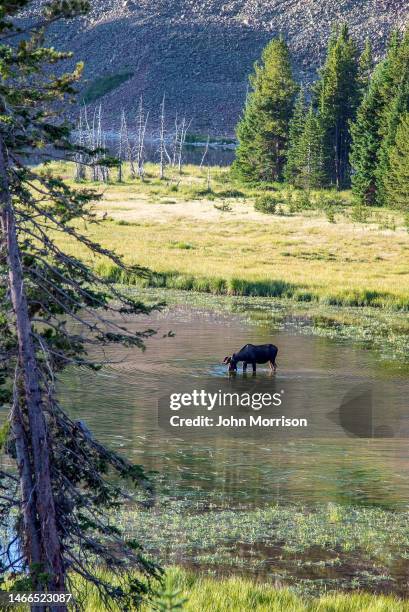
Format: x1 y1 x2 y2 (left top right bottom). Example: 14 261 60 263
59 302 409 511
102 134 235 166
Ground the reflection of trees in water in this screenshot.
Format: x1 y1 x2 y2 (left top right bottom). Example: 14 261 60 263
145 438 409 510
58 307 409 510
333 465 402 509
57 367 409 509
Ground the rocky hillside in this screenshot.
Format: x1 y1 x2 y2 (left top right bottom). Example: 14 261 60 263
42 0 409 135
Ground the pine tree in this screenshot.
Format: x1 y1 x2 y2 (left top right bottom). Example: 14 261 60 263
284 86 307 184
383 112 409 210
375 80 409 205
314 23 360 188
232 37 297 183
0 0 161 605
350 29 409 205
292 106 326 190
358 38 373 95
350 60 389 205
375 31 409 205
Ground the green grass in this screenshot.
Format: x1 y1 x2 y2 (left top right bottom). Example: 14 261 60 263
66 566 409 611
95 261 409 310
5 566 408 610
157 568 409 612
82 72 133 103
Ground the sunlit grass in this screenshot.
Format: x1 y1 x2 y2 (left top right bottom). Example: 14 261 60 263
5 566 408 611
44 162 409 308
68 566 409 611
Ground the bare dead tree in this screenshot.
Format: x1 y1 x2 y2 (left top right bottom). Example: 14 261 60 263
91 106 98 181
159 94 167 180
74 110 86 182
200 135 210 169
102 132 109 183
140 111 149 178
171 113 180 167
82 104 99 182
135 96 149 180
96 105 102 180
82 104 112 183
122 111 136 179
117 109 126 182
177 118 192 175
95 104 109 183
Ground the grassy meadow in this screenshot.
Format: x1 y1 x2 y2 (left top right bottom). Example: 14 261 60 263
47 161 409 309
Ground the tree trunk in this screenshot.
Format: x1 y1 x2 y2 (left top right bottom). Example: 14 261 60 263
11 386 42 570
159 100 165 180
335 123 340 190
0 135 66 610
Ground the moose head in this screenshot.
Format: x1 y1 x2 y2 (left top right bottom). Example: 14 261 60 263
222 355 237 372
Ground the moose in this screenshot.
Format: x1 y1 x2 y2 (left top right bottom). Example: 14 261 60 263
223 343 278 374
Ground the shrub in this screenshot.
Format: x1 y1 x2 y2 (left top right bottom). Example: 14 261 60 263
319 192 347 208
351 203 370 223
315 192 345 222
254 194 277 214
289 190 312 213
325 207 336 223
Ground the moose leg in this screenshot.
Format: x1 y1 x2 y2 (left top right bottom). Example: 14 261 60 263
269 360 277 372
243 362 247 372
252 362 256 373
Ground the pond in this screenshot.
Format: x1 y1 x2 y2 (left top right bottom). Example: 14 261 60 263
102 133 236 167
59 300 409 512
